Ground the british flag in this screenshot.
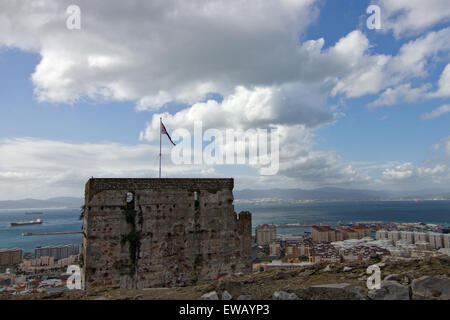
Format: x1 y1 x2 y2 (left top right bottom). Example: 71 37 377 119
161 120 176 146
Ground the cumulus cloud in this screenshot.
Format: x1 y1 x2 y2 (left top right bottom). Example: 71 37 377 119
139 83 334 142
377 0 450 38
0 138 214 200
2 1 448 112
0 133 374 200
392 27 450 77
421 104 450 120
276 149 371 187
334 27 450 99
2 134 450 200
367 57 450 108
1 1 450 198
0 2 390 198
0 0 323 108
431 63 450 98
266 125 372 187
381 162 450 185
368 83 431 108
433 136 450 156
139 26 450 141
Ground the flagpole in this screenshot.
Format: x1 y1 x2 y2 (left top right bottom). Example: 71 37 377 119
159 117 162 179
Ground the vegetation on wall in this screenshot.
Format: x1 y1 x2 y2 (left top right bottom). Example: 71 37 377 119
119 195 142 277
78 252 84 268
79 205 85 220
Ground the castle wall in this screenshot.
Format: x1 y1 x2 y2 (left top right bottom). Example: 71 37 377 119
82 178 251 289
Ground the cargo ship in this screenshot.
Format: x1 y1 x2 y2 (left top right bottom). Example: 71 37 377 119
10 218 43 227
24 212 43 215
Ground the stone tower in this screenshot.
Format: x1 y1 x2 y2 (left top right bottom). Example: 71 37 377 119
81 178 251 289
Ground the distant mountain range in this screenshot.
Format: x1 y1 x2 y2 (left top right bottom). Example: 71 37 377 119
234 187 391 201
235 187 450 202
0 187 448 209
0 197 83 210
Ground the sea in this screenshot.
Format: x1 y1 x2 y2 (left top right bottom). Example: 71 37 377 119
1 200 449 253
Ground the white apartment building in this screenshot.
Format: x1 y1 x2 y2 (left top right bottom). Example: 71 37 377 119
388 231 401 243
428 233 444 249
376 230 388 240
376 230 448 251
443 234 450 248
255 224 277 246
414 232 428 243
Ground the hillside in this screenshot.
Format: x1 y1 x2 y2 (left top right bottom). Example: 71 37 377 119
3 255 449 300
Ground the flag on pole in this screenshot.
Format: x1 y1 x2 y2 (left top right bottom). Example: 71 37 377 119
160 120 176 146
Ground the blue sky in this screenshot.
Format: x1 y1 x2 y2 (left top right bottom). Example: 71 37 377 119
0 0 449 199
0 49 147 144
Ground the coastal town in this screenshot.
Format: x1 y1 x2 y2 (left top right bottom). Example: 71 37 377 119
252 221 450 272
1 219 449 297
0 244 79 296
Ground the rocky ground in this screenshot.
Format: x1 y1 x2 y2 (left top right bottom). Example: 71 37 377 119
2 255 449 300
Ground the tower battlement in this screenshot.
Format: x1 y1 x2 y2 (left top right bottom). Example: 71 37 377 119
82 178 251 289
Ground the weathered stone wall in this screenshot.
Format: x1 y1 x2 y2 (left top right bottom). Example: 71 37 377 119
82 178 251 289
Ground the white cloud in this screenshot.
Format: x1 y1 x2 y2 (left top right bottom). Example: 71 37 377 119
0 138 214 200
0 0 322 108
421 104 450 120
391 27 450 77
431 63 450 98
381 162 450 185
382 163 416 180
5 1 448 111
0 132 373 200
366 47 450 107
2 136 450 200
434 136 450 156
1 1 450 197
266 125 372 187
333 27 450 99
377 0 450 38
139 84 334 142
368 83 431 108
329 30 391 98
444 138 450 156
2 1 448 113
